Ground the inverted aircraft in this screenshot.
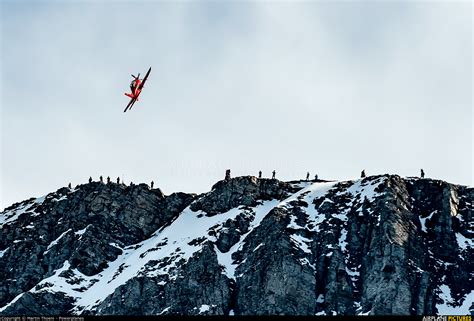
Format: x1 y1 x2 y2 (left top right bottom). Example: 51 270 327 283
124 67 151 112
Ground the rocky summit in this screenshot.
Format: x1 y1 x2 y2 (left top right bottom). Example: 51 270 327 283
0 175 472 315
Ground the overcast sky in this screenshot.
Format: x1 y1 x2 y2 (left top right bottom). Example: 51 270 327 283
1 1 472 210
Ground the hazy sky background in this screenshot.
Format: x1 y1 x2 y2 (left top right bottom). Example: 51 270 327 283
1 1 472 210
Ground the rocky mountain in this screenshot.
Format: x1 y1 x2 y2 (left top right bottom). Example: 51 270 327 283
0 175 472 315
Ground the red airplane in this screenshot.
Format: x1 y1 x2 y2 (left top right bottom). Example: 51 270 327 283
124 67 151 112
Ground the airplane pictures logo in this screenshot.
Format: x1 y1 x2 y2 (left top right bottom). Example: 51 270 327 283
422 316 472 321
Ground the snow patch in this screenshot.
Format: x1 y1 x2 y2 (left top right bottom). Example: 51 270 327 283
45 229 72 253
109 242 123 250
32 261 84 298
456 233 473 250
283 181 339 233
339 229 348 252
34 195 47 205
289 181 313 190
408 259 425 273
198 304 214 314
288 215 302 229
345 266 360 277
159 306 171 315
290 234 312 254
0 291 26 312
1 194 49 226
357 309 372 316
420 210 437 233
52 195 68 202
298 258 315 270
0 247 9 258
75 225 90 237
1 204 33 227
346 177 384 202
279 181 337 210
333 213 348 222
436 284 474 315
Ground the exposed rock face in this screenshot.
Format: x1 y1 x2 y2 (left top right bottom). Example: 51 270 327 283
0 175 472 315
94 242 231 315
0 182 195 313
190 176 295 215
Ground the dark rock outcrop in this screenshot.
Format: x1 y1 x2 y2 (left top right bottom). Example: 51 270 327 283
0 182 196 310
190 176 294 215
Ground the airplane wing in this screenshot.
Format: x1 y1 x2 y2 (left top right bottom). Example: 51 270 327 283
128 99 138 111
124 97 136 113
138 67 151 90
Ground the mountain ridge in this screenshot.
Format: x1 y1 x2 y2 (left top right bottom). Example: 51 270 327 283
0 174 472 315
